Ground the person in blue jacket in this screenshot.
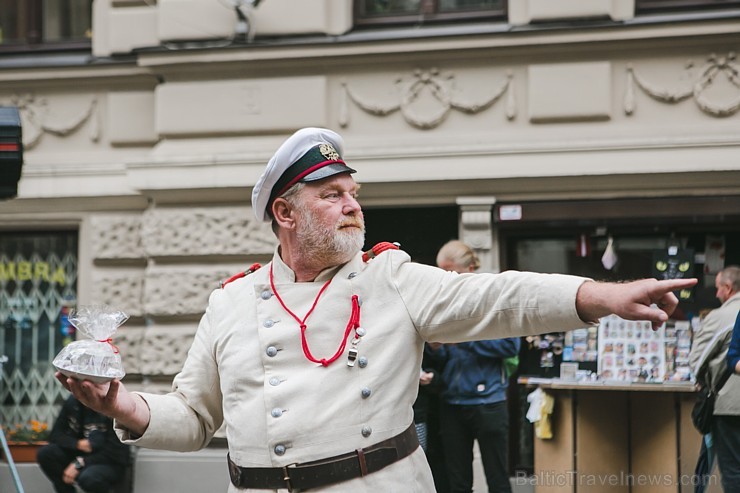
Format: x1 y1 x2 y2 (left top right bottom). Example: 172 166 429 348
729 310 740 375
430 240 519 493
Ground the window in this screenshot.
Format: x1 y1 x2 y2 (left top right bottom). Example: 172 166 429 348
636 0 740 13
0 0 92 51
1 231 78 428
355 0 506 26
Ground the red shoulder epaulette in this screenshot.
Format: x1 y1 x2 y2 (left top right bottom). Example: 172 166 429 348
220 263 262 288
362 242 400 263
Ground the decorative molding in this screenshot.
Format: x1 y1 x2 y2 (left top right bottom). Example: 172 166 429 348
6 93 99 150
340 68 515 130
90 215 145 260
141 207 276 257
156 77 327 136
625 53 740 117
144 268 233 317
457 197 497 272
91 271 145 317
459 207 494 251
461 210 491 233
529 61 611 122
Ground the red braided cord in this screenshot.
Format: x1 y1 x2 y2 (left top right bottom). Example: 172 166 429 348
269 265 361 366
302 295 360 366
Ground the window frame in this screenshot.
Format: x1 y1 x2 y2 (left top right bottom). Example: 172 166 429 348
636 0 740 13
354 0 507 27
0 0 93 54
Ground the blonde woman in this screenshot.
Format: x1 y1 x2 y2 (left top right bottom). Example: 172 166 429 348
435 240 480 274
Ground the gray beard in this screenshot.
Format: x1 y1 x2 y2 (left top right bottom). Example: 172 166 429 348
296 208 365 266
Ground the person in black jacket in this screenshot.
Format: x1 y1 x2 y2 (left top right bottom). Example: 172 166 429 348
37 395 131 493
413 343 450 493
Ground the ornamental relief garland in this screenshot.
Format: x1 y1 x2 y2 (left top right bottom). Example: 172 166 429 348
625 52 740 117
4 93 99 149
339 68 516 130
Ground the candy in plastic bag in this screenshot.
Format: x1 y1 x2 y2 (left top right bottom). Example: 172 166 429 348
53 305 128 383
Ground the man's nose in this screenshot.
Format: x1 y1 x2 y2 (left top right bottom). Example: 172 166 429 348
342 194 361 214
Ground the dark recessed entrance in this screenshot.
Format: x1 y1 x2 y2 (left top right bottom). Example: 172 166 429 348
363 205 459 267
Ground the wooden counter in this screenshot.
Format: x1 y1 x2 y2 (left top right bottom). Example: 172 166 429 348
518 378 721 493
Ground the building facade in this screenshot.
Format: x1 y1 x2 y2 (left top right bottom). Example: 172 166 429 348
2 1 740 490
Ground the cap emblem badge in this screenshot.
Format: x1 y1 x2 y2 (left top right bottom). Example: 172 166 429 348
319 143 340 161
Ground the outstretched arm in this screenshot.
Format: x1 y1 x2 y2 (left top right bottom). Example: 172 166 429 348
575 278 698 329
55 373 151 438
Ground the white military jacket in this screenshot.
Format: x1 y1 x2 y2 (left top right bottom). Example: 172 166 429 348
118 248 589 492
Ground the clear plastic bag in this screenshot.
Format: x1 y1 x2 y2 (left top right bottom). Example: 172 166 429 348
53 305 128 383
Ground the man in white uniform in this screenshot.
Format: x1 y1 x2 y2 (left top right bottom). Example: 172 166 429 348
58 128 697 492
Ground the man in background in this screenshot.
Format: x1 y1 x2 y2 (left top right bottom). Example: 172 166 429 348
37 394 130 493
690 265 740 492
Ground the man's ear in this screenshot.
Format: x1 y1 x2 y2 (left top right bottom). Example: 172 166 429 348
272 198 295 230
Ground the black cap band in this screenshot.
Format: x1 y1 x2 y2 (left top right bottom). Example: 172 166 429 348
269 144 355 205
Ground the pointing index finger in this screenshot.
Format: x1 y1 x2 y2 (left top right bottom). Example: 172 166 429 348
655 278 698 291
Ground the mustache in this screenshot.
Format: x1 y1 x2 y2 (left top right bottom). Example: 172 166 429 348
338 217 365 230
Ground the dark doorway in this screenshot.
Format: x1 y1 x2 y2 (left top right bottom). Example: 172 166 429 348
363 205 459 266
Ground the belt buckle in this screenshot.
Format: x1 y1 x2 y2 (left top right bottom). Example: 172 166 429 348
282 462 299 490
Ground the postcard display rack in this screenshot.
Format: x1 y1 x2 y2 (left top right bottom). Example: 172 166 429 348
596 315 692 383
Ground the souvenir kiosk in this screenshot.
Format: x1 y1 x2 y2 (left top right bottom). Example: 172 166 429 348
519 317 711 493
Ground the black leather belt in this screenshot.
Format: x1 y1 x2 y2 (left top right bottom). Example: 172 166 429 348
227 424 419 490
